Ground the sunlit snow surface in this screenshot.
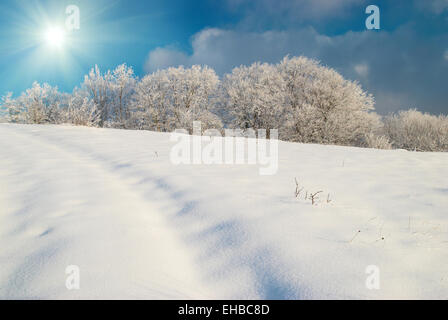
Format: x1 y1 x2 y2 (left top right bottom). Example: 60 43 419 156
1 123 448 299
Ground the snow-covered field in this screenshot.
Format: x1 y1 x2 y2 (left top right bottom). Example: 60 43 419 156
1 123 448 299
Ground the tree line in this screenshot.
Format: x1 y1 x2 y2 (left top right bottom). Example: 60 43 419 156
1 56 447 152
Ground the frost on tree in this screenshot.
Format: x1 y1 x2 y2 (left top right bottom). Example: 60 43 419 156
221 62 286 139
130 65 222 133
277 56 380 146
80 64 137 128
1 82 64 124
65 89 101 127
2 55 446 152
111 64 136 126
384 109 448 152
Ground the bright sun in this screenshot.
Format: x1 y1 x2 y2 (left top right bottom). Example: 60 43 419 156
44 27 66 48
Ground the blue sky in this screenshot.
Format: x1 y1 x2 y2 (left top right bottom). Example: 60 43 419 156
0 0 447 114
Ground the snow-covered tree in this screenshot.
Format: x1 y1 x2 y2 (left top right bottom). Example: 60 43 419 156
129 70 171 131
81 64 137 127
130 65 222 133
81 65 114 127
3 58 446 153
111 64 137 126
277 56 320 111
2 83 64 124
63 89 100 127
221 62 286 138
384 109 448 151
278 56 380 146
1 92 24 123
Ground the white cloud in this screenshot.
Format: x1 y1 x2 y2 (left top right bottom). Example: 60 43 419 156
354 63 369 78
144 24 448 115
145 27 331 74
144 47 189 72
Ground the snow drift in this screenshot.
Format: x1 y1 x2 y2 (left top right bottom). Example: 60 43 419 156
1 123 448 299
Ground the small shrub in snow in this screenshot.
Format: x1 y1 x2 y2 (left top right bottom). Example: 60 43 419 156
363 133 392 150
293 179 332 206
294 178 304 198
310 191 323 205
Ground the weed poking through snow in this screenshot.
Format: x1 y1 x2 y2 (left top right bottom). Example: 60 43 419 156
293 178 332 206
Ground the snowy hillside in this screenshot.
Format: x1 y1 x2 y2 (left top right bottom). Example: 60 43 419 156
1 123 448 299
